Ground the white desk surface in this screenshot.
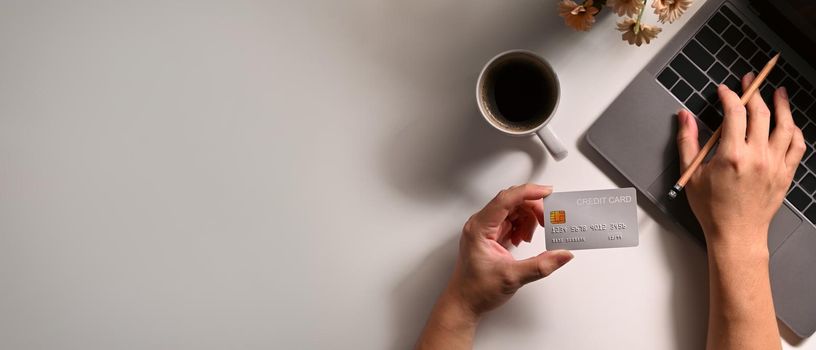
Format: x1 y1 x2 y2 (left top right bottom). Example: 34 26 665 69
0 1 811 349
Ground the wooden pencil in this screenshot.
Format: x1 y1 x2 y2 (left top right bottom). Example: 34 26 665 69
668 52 781 199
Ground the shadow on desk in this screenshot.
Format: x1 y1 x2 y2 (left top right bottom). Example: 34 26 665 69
578 134 710 350
380 106 546 205
390 234 458 350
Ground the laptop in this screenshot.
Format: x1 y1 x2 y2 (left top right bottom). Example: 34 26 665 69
586 0 816 338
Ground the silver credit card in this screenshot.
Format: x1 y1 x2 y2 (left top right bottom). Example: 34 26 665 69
543 188 639 250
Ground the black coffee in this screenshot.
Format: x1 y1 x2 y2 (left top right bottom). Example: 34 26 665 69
485 58 556 130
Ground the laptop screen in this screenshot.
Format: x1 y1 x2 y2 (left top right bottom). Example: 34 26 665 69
751 0 816 65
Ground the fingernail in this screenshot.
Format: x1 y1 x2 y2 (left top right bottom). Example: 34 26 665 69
556 251 574 266
537 184 553 195
745 72 755 80
779 86 788 98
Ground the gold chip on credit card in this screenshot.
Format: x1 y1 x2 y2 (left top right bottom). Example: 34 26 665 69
549 210 566 224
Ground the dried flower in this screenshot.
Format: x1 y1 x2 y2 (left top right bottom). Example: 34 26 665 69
559 0 600 32
652 0 692 24
617 18 662 46
608 0 643 17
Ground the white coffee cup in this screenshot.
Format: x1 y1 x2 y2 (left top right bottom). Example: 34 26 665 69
476 50 567 160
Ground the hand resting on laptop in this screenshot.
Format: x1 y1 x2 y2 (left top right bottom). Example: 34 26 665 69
677 72 804 350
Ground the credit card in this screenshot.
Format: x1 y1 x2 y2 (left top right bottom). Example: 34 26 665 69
543 188 638 250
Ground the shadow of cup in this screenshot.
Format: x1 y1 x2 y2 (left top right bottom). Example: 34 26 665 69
380 103 547 205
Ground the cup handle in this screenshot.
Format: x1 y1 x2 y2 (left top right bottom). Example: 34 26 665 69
536 126 568 161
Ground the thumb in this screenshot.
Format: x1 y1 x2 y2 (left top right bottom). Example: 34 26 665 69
676 109 701 172
515 250 574 286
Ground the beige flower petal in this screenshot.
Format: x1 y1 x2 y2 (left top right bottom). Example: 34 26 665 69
608 0 643 17
617 18 662 46
559 0 600 32
652 0 692 24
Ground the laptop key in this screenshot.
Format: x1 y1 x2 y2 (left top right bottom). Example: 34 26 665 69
696 26 725 53
730 58 752 78
754 36 771 53
781 77 801 97
702 82 718 104
722 26 744 46
793 110 808 127
723 75 741 93
807 153 816 169
720 6 743 25
741 24 757 38
716 46 738 65
787 186 811 212
671 55 709 90
735 38 759 60
707 62 728 83
793 92 814 112
784 65 801 80
798 76 814 92
804 205 816 223
805 144 815 162
671 80 694 102
684 40 715 70
698 105 722 129
685 93 707 115
802 123 816 142
767 67 785 86
708 12 729 33
657 68 679 89
795 164 808 181
749 51 770 72
808 104 816 120
802 173 816 194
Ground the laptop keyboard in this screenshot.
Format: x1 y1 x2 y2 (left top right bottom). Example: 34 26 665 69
655 5 816 222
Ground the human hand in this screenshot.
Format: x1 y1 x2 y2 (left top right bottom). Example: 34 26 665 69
415 184 573 350
676 73 805 250
444 184 574 318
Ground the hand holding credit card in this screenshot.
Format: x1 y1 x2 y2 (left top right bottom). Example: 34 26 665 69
543 188 639 250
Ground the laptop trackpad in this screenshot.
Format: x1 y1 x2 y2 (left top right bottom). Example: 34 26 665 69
646 162 704 242
771 224 816 337
646 161 801 252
